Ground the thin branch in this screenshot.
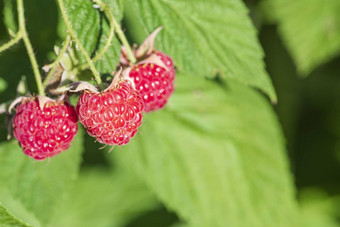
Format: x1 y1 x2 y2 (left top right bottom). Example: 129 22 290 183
79 1 116 70
93 0 136 64
43 35 71 87
17 0 45 96
0 33 22 53
57 0 103 88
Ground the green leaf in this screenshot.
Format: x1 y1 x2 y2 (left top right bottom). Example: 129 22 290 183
123 0 276 101
0 127 84 225
103 0 123 21
50 167 158 227
64 0 122 73
0 77 8 93
0 204 31 227
263 0 340 75
3 0 18 34
96 0 123 73
111 74 297 226
299 188 340 227
93 12 121 73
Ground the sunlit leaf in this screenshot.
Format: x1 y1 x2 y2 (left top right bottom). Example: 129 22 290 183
64 0 122 73
0 127 84 224
111 74 297 226
0 204 31 227
263 0 340 75
50 167 158 227
123 0 276 101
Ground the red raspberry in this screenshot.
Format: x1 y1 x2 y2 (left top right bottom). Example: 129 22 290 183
76 82 144 146
129 51 175 112
12 98 78 160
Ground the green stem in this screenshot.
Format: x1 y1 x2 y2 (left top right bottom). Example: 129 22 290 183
93 0 136 64
0 33 22 53
110 13 136 64
79 1 115 70
57 0 103 88
17 0 45 96
43 35 71 86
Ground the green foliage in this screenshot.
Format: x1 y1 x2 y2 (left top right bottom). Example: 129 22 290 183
64 0 122 73
263 0 340 75
49 167 158 227
2 0 340 226
0 204 31 227
123 0 276 101
112 74 297 226
0 77 7 92
3 0 17 33
299 189 340 227
0 127 83 225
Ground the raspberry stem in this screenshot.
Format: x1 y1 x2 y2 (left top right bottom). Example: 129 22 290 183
111 13 137 64
17 0 45 96
93 0 137 64
0 0 46 96
0 33 22 53
79 1 116 71
43 35 71 87
57 0 103 88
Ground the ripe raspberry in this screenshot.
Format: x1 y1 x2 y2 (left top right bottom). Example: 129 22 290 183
76 81 144 146
12 97 78 160
120 27 176 113
129 51 175 112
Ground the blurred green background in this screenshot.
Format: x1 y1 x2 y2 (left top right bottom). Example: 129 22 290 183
1 0 340 226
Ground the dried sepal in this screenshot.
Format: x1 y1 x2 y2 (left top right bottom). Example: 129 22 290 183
45 64 65 93
9 95 57 113
56 94 67 103
43 44 79 95
135 26 163 59
105 68 124 91
120 26 163 65
120 46 130 66
105 68 136 91
138 53 170 72
68 81 99 93
121 67 131 79
8 96 25 113
36 96 55 110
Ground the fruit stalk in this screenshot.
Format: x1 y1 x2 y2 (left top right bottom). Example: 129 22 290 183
109 10 137 64
93 0 136 64
17 0 45 96
57 0 103 88
79 1 116 71
0 33 22 53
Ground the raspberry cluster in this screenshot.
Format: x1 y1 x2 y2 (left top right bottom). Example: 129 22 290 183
9 27 175 160
12 98 78 160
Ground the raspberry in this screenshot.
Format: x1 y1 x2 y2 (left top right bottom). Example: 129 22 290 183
120 27 176 112
76 81 144 146
129 51 175 112
12 97 78 160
